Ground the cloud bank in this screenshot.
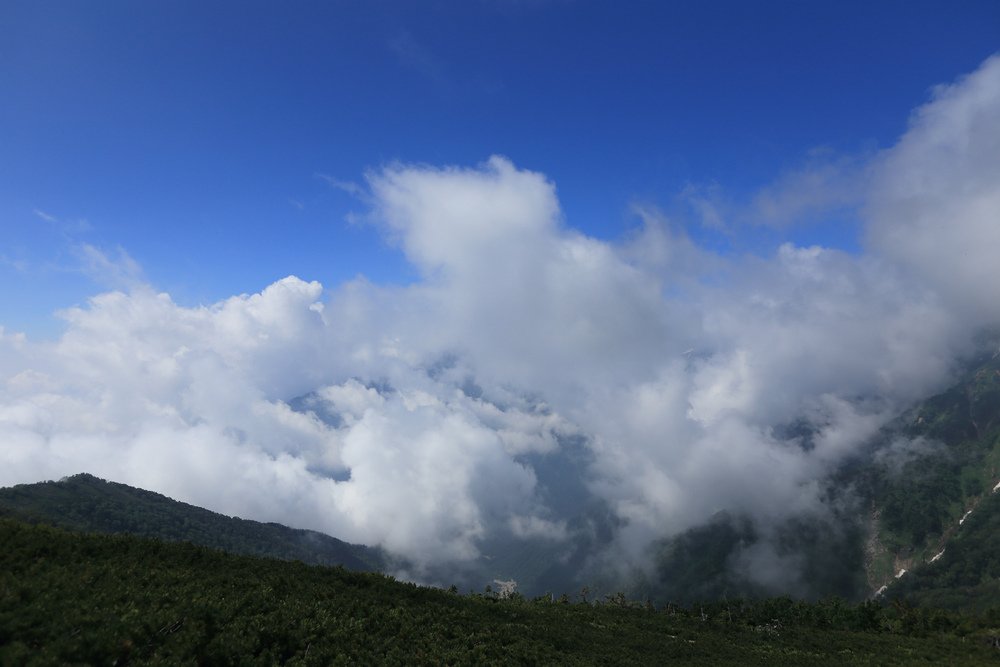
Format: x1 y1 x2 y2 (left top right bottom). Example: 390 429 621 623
2 56 999 590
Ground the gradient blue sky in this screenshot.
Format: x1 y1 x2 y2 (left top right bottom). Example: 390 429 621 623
2 0 998 337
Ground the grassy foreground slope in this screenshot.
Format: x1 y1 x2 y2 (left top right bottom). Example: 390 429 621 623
0 473 383 572
2 520 999 666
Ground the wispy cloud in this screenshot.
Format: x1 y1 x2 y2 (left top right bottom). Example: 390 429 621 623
316 173 365 197
74 243 144 289
0 254 29 272
32 207 92 233
749 149 869 228
388 29 453 92
32 208 58 223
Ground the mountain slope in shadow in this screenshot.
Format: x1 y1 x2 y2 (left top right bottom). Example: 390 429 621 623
0 473 383 572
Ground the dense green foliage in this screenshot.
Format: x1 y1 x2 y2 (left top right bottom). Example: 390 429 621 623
0 474 383 572
3 519 999 665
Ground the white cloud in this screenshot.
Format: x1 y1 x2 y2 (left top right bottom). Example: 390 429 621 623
1 56 998 591
866 54 1000 325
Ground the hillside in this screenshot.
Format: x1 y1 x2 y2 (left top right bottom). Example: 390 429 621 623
3 519 999 665
861 347 1000 605
631 346 1000 609
886 488 1000 613
0 473 383 573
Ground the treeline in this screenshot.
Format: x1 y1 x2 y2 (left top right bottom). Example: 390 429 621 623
2 519 999 665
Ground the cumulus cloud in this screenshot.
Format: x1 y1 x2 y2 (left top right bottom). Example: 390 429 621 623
1 56 999 591
866 54 1000 325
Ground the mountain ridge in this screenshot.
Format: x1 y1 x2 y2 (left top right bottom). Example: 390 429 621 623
0 472 384 573
862 347 1000 605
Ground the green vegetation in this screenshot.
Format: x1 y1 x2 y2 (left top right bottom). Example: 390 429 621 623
3 519 1000 665
0 473 383 573
862 349 1000 603
873 363 1000 547
889 490 1000 613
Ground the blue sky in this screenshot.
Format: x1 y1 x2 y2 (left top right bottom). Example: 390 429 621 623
2 0 999 337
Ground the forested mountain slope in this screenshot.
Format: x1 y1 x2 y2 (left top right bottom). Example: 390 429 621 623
887 488 1000 612
3 519 999 666
0 473 383 573
861 347 1000 605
